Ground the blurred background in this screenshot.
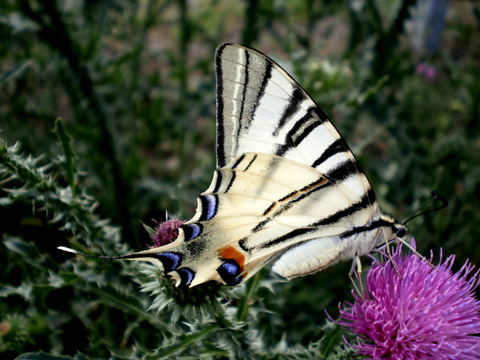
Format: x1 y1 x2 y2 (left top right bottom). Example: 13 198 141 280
1 0 479 358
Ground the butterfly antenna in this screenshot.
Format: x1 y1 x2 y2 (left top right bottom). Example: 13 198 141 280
385 191 448 271
378 192 447 273
402 191 448 226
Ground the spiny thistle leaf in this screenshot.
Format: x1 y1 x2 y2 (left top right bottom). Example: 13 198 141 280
53 118 80 197
0 140 121 251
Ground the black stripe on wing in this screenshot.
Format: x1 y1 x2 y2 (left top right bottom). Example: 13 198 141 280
274 89 307 136
215 44 227 168
230 153 257 172
211 169 236 194
250 160 365 234
339 218 398 239
326 160 365 185
251 60 273 128
275 107 320 157
266 176 330 213
251 176 330 233
236 50 250 139
311 188 376 228
212 171 223 193
312 138 350 168
230 154 246 169
225 171 236 193
245 188 377 250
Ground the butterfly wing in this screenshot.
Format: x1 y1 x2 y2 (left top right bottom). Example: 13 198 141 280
216 44 364 183
116 150 388 287
214 44 401 277
66 44 401 287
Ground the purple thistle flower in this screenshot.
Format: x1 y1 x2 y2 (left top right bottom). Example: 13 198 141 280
152 218 185 247
338 241 480 359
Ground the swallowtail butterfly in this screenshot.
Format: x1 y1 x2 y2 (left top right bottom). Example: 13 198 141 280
59 44 406 287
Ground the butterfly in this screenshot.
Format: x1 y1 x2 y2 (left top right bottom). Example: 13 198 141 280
59 43 406 288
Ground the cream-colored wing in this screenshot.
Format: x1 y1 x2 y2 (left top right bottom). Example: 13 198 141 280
59 44 403 288
72 152 398 288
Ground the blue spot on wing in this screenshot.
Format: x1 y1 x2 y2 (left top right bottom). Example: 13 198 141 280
217 259 243 286
200 195 218 221
177 267 195 287
151 252 182 272
182 223 203 241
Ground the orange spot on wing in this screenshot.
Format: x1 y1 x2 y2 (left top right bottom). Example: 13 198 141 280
219 246 246 271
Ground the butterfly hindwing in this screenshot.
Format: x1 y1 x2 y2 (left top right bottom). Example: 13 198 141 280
122 148 390 287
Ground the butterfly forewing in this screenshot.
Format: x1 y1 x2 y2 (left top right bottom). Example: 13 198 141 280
215 44 369 196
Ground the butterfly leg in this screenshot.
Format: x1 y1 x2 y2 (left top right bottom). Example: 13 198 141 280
376 236 407 280
349 255 364 295
396 237 435 269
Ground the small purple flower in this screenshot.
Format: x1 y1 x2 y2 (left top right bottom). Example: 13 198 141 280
152 218 185 247
338 241 480 359
416 62 437 82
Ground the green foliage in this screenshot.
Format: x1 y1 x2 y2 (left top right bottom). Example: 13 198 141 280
1 0 479 359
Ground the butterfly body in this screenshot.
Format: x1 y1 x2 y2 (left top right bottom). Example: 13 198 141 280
61 44 404 287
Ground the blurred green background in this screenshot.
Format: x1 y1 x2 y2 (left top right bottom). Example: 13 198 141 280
1 0 479 359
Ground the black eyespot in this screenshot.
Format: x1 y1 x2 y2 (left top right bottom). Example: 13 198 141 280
182 223 203 241
152 252 182 272
200 195 218 221
217 259 243 286
177 267 195 287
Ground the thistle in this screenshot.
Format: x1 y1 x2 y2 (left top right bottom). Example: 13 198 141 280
152 218 186 247
338 241 480 359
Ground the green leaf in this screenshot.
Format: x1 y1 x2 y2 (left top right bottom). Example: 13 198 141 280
0 284 33 300
4 237 41 260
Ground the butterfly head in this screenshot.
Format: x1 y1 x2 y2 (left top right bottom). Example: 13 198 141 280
378 213 408 242
377 191 448 247
395 224 408 238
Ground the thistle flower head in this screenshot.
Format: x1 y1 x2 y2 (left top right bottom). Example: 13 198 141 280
152 218 185 247
339 241 480 359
